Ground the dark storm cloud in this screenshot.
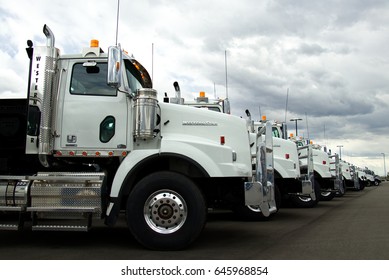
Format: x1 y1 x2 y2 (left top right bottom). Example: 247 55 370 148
1 0 388 172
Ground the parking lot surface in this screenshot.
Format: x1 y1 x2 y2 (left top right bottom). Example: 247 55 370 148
1 182 388 260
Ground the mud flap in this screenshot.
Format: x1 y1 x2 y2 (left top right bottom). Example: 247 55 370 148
244 121 277 217
352 167 360 190
333 178 342 191
302 179 316 200
244 181 274 217
301 144 316 200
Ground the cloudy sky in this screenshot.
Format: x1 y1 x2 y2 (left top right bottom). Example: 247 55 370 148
1 0 388 175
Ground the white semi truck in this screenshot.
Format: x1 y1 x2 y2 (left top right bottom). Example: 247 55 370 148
292 139 341 201
170 91 317 209
364 169 381 186
363 168 378 186
355 167 367 190
0 25 277 250
338 160 360 191
165 88 279 219
249 118 317 208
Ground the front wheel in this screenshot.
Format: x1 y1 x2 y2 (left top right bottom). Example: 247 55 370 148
289 178 320 208
126 171 207 250
320 190 336 201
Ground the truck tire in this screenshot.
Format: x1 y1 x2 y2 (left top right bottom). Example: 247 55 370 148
320 190 336 201
126 171 207 250
320 179 338 200
289 178 320 208
359 180 366 191
233 183 281 221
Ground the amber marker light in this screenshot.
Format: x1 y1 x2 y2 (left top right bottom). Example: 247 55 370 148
90 39 99 48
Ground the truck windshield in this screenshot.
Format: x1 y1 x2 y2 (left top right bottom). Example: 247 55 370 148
193 105 222 112
123 59 152 93
124 59 143 93
296 141 304 147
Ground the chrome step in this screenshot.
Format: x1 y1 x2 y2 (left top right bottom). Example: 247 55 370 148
0 206 26 231
27 207 97 213
32 224 89 232
28 207 96 232
0 224 20 231
0 206 24 212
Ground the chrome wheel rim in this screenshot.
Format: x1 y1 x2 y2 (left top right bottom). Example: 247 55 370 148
247 205 261 212
144 189 187 234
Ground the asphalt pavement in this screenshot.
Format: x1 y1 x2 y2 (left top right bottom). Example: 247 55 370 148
0 181 388 260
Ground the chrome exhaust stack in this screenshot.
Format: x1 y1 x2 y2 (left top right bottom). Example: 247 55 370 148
38 25 59 167
26 25 59 167
169 81 184 104
43 24 55 48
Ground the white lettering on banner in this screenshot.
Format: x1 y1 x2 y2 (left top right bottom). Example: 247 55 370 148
30 55 43 106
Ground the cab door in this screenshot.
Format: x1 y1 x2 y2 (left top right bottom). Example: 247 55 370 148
59 60 128 152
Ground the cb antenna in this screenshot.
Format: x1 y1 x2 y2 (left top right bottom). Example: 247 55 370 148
115 0 120 45
225 50 229 99
284 87 289 124
305 112 310 140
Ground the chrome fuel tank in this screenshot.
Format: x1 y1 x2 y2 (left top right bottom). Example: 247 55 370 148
0 179 30 207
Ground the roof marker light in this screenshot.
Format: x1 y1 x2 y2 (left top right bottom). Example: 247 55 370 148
90 39 99 48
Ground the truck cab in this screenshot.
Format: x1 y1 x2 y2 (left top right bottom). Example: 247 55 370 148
180 91 230 113
294 140 341 201
0 25 276 250
363 168 376 186
252 120 317 208
164 90 277 219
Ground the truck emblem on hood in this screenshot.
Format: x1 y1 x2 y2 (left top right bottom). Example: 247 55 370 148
182 121 218 126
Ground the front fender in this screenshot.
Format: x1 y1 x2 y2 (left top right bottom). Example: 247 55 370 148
274 157 299 179
105 149 160 224
313 165 332 179
110 149 159 199
161 137 251 178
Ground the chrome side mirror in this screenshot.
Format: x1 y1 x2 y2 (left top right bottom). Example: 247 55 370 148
107 45 122 88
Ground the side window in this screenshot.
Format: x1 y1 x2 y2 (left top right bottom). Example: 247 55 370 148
70 62 116 96
100 116 115 143
27 105 40 136
272 127 280 138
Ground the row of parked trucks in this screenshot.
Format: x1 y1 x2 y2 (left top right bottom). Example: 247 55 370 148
182 91 382 193
0 25 380 250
